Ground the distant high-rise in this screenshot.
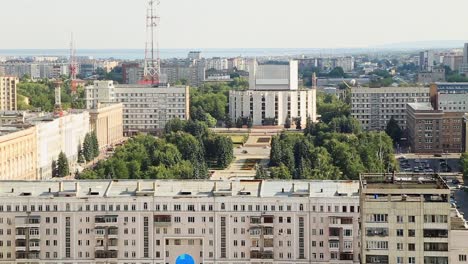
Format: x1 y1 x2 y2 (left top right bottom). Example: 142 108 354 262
188 51 202 60
0 76 18 111
419 50 435 72
464 43 468 64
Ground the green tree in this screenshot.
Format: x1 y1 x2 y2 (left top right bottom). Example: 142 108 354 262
225 114 233 129
255 164 268 179
235 117 243 128
460 152 468 178
246 117 253 128
57 151 70 177
284 117 291 129
91 132 100 158
385 117 403 144
295 117 302 130
270 163 292 179
83 133 94 162
77 144 85 163
328 67 346 78
164 118 186 134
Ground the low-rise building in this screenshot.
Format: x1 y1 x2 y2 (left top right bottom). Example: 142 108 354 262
0 179 361 264
406 102 463 153
0 111 25 125
351 87 430 131
417 68 446 84
0 125 37 180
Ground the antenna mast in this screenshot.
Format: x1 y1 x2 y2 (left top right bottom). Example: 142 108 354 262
142 0 161 85
69 33 78 94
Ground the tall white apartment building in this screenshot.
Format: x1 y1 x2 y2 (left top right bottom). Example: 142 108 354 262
229 60 317 126
0 180 361 264
85 81 190 135
206 57 229 71
0 76 18 111
350 87 430 130
420 50 435 72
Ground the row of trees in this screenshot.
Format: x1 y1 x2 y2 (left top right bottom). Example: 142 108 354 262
263 92 397 180
78 132 100 163
80 119 234 180
190 78 248 126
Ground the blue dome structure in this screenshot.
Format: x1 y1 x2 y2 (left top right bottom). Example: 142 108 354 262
175 254 195 264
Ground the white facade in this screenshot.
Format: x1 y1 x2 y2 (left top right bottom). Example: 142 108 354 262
230 89 317 126
335 57 355 73
206 57 229 71
114 85 190 135
0 179 360 264
33 112 90 179
85 80 116 109
438 93 468 112
351 87 430 130
420 50 435 72
0 76 18 111
249 60 299 91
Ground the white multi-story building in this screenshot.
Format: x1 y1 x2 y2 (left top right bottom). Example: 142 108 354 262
30 112 90 179
360 173 468 264
0 76 18 111
0 179 361 264
350 87 430 130
206 57 229 71
85 81 190 135
335 57 355 73
420 50 435 72
229 60 316 127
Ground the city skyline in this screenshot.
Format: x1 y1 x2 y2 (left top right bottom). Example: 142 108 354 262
1 0 468 50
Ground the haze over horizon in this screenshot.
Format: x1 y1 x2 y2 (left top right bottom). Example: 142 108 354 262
1 0 468 50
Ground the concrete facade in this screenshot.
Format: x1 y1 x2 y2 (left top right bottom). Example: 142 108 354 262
351 87 430 131
249 60 298 91
406 103 463 153
0 180 360 264
0 126 37 180
33 112 90 179
85 81 116 109
0 76 18 111
360 173 467 264
115 85 189 135
88 103 124 150
229 89 317 126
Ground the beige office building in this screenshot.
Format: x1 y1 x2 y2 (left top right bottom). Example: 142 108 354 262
0 76 18 111
88 103 124 149
360 173 468 264
0 180 360 264
0 125 37 180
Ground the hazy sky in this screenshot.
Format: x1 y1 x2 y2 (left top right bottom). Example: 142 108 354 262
1 0 467 49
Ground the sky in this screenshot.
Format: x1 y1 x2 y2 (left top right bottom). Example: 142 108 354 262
1 0 468 49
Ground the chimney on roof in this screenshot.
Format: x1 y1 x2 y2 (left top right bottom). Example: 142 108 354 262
308 183 311 194
230 182 233 191
59 182 64 192
75 182 79 193
213 182 217 191
137 181 141 192
153 181 157 192
292 183 296 193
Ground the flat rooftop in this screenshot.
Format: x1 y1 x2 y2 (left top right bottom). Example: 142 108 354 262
0 180 359 199
407 102 434 111
360 173 450 191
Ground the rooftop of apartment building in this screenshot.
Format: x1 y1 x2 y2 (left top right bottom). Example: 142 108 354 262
0 180 359 199
451 209 468 230
360 173 450 191
0 124 34 136
407 102 434 111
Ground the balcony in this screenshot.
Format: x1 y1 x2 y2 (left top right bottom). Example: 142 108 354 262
250 250 274 260
154 215 171 227
95 250 118 259
366 228 389 237
95 215 118 226
16 252 40 260
15 216 41 228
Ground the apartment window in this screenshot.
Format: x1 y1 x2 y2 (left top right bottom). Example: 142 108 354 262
344 229 352 236
408 229 415 237
397 243 403 251
396 215 404 223
409 257 416 264
408 243 415 251
188 217 195 223
397 229 404 237
397 257 404 264
459 255 467 262
408 216 416 223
